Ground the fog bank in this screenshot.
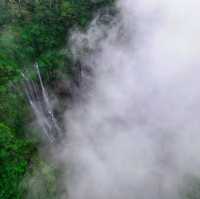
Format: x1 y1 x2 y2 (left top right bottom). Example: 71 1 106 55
49 1 200 198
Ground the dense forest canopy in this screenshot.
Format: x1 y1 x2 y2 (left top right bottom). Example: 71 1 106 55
0 1 114 198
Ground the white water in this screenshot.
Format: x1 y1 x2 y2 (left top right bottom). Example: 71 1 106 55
23 63 62 143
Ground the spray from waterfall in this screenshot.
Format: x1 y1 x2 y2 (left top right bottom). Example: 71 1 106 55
26 0 200 199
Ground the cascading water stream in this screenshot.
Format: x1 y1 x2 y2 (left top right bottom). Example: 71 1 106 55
22 63 62 143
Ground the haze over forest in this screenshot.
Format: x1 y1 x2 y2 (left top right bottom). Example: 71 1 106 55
1 1 200 199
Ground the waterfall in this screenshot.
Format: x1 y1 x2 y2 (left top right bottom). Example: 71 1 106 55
22 63 62 143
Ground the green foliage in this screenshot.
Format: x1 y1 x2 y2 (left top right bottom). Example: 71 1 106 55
0 123 35 199
182 177 200 199
23 158 59 199
0 0 114 198
0 0 115 82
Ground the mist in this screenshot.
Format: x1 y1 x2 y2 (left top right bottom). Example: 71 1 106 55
30 0 200 198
